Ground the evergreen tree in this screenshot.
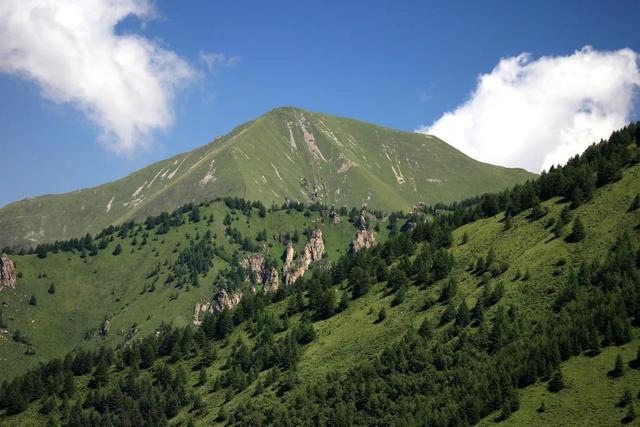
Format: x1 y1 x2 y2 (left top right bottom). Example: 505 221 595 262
454 300 471 327
619 388 633 407
29 294 37 306
548 369 565 392
338 291 350 312
377 308 387 323
418 317 433 339
610 354 625 378
461 231 469 244
537 401 546 413
199 366 207 386
112 244 122 256
48 283 56 294
0 310 6 328
558 206 571 226
626 402 637 423
349 267 371 299
566 216 586 243
439 278 457 302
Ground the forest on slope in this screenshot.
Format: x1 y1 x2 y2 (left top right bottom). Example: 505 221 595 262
0 123 639 426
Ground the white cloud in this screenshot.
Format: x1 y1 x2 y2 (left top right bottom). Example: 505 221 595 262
417 47 640 172
199 51 239 73
0 0 195 154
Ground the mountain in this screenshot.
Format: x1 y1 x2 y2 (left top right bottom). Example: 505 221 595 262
0 107 534 249
0 123 639 426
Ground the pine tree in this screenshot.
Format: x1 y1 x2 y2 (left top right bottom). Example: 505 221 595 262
338 291 350 312
566 216 586 243
454 300 471 327
610 354 625 378
199 366 207 386
29 294 37 306
0 310 6 328
626 402 637 423
548 369 565 392
48 283 56 294
504 211 512 230
560 205 572 224
112 243 122 256
377 308 387 323
619 388 633 407
418 317 433 339
536 400 546 413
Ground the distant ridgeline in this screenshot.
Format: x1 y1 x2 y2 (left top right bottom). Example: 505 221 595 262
0 123 639 426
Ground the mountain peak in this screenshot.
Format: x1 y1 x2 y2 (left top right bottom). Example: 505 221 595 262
0 110 535 248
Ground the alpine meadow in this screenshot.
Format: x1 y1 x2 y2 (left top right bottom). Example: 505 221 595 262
1 1 640 426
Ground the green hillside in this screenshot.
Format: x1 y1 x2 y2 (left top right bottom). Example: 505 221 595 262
0 124 639 426
0 107 534 249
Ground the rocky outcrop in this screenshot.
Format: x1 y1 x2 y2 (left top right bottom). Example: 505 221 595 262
329 211 341 225
193 288 243 325
0 254 17 292
284 229 325 286
283 244 295 271
240 253 280 292
350 229 377 253
99 320 110 337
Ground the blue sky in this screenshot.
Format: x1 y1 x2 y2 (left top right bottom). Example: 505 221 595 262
1 0 640 207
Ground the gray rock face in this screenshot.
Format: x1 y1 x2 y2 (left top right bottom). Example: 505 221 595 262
350 229 377 253
284 229 325 286
193 288 243 325
193 230 325 324
240 253 280 292
0 254 17 292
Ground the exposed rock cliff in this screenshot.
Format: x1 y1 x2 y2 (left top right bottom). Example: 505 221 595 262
0 254 17 292
194 231 325 324
193 288 243 325
240 253 280 292
350 229 377 253
284 229 325 286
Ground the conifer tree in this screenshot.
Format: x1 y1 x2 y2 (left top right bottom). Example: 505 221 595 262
566 216 586 243
610 354 625 378
548 369 565 392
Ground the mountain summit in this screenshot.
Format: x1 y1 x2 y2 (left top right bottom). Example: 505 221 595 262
0 107 534 248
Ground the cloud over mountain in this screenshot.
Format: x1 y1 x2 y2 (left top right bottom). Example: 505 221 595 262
418 47 640 172
0 0 194 154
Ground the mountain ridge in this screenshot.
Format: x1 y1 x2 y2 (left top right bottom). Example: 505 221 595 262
0 107 535 249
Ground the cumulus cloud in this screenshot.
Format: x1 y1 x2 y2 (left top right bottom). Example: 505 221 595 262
199 51 239 73
418 47 640 172
0 0 195 154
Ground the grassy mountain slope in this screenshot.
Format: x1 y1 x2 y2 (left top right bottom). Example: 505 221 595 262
0 203 372 380
0 107 534 249
1 160 638 425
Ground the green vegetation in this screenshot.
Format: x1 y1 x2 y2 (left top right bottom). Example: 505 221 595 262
0 107 534 249
0 122 639 426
